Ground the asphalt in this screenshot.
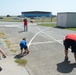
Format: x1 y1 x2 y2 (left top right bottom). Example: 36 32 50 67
0 30 29 74
0 22 34 75
0 22 76 75
0 56 29 75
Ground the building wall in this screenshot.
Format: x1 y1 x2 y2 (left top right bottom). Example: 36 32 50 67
21 11 52 18
57 12 76 27
67 13 76 27
57 13 67 27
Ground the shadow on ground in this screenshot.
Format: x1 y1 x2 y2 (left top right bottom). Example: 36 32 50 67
57 61 76 73
14 53 27 59
18 31 27 33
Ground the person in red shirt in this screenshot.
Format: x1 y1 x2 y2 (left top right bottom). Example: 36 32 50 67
63 33 76 62
23 17 28 31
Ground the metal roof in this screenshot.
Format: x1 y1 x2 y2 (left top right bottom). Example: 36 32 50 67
22 11 51 14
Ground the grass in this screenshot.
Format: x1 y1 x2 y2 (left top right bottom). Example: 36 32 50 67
0 32 11 48
4 39 12 48
0 32 27 66
0 16 57 22
0 16 23 22
10 49 17 53
38 23 56 27
0 32 17 54
66 28 76 31
0 32 5 38
15 59 27 67
1 16 76 30
38 24 76 31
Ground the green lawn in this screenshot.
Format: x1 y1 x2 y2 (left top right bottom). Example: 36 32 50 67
0 16 23 22
38 23 76 31
38 23 56 27
0 16 57 22
66 28 76 31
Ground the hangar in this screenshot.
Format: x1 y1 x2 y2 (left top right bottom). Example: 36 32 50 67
21 11 52 18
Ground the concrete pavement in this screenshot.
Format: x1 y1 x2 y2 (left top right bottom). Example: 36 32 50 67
0 56 29 75
0 22 76 75
0 37 29 75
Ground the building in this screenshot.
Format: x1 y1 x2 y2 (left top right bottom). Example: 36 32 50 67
57 12 76 27
21 11 52 18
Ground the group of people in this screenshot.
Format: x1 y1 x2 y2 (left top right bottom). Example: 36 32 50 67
0 19 76 71
18 17 76 62
0 17 29 71
19 33 76 63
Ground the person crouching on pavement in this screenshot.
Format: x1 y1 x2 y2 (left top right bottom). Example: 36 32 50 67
19 38 29 55
63 33 76 62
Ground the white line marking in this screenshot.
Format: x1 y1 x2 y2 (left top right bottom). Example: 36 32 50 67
28 26 71 51
37 27 63 45
5 25 19 27
42 32 63 45
31 41 54 45
38 28 71 51
28 27 50 48
31 40 62 45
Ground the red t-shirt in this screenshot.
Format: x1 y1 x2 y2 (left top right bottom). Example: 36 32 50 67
65 33 76 41
23 19 27 25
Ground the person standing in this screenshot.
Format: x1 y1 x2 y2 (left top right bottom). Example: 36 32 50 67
63 33 76 62
23 17 28 31
19 38 29 55
0 48 6 71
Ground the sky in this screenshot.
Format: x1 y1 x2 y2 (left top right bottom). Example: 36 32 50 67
0 0 76 16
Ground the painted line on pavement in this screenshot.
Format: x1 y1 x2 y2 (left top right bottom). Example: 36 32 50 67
36 27 71 51
31 40 62 45
28 27 50 48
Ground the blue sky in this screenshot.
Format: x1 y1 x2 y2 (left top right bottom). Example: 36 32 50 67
0 0 76 16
